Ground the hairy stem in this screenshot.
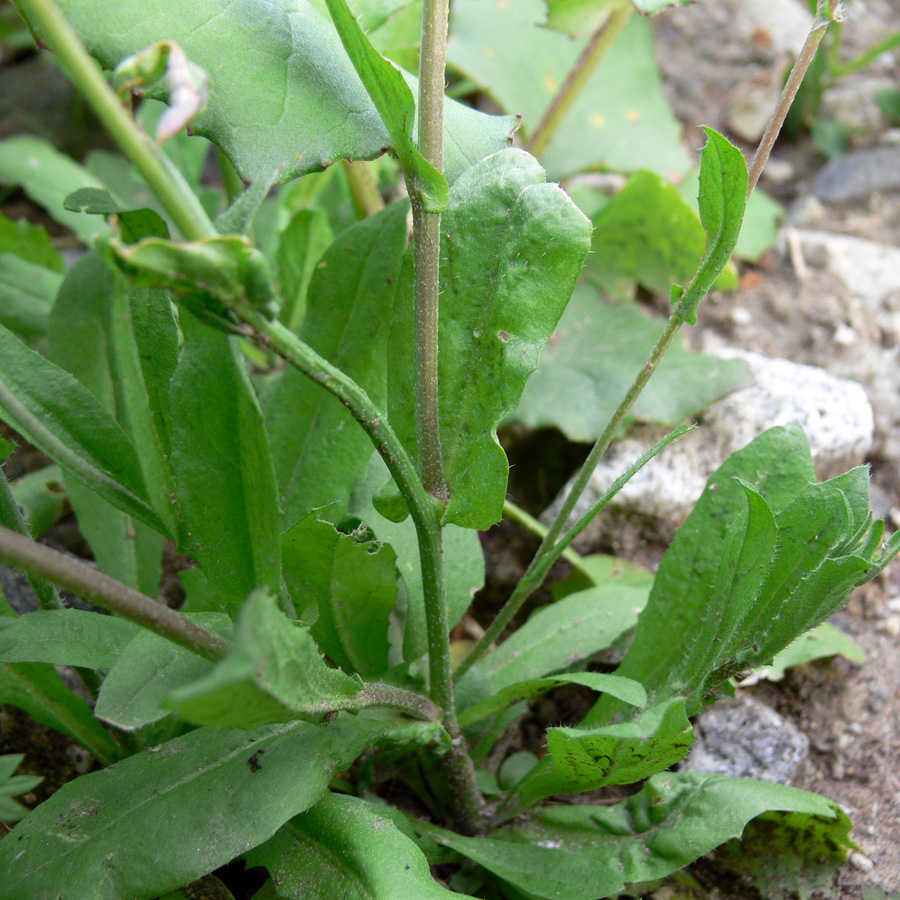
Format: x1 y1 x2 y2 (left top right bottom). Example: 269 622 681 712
747 1 838 195
502 499 595 580
354 684 441 722
0 525 228 661
412 0 450 503
15 0 216 242
342 160 385 218
526 3 633 159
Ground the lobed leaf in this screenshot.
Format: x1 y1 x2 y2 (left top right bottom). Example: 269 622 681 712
20 0 514 185
281 515 397 679
0 716 380 900
388 148 591 529
165 590 362 728
426 773 847 900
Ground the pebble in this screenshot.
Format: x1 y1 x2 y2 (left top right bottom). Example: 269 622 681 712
683 696 811 785
849 851 875 872
813 145 900 203
882 615 900 639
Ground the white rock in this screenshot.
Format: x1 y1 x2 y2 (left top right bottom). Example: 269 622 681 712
732 0 813 57
789 230 900 309
545 350 874 537
784 230 900 461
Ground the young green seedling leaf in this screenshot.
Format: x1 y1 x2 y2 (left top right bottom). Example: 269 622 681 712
0 754 42 823
324 0 448 211
63 187 170 243
165 590 363 728
671 128 748 325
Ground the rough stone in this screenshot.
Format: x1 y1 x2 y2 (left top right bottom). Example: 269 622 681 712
785 230 900 461
818 75 897 135
682 696 811 785
813 145 900 203
544 349 874 540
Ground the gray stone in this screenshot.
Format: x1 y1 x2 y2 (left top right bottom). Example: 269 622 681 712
813 145 900 203
682 696 811 785
544 350 874 538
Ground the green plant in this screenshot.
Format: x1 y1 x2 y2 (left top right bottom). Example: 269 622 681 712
0 1 896 898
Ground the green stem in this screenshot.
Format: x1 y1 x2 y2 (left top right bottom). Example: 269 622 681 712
455 426 689 681
412 0 449 503
342 159 385 218
502 499 594 580
217 147 245 205
0 525 228 661
747 1 835 195
526 3 633 159
829 28 900 78
354 684 440 722
15 0 216 242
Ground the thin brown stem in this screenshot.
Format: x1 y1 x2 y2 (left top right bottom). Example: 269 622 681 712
0 526 228 661
526 3 633 159
747 2 837 196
